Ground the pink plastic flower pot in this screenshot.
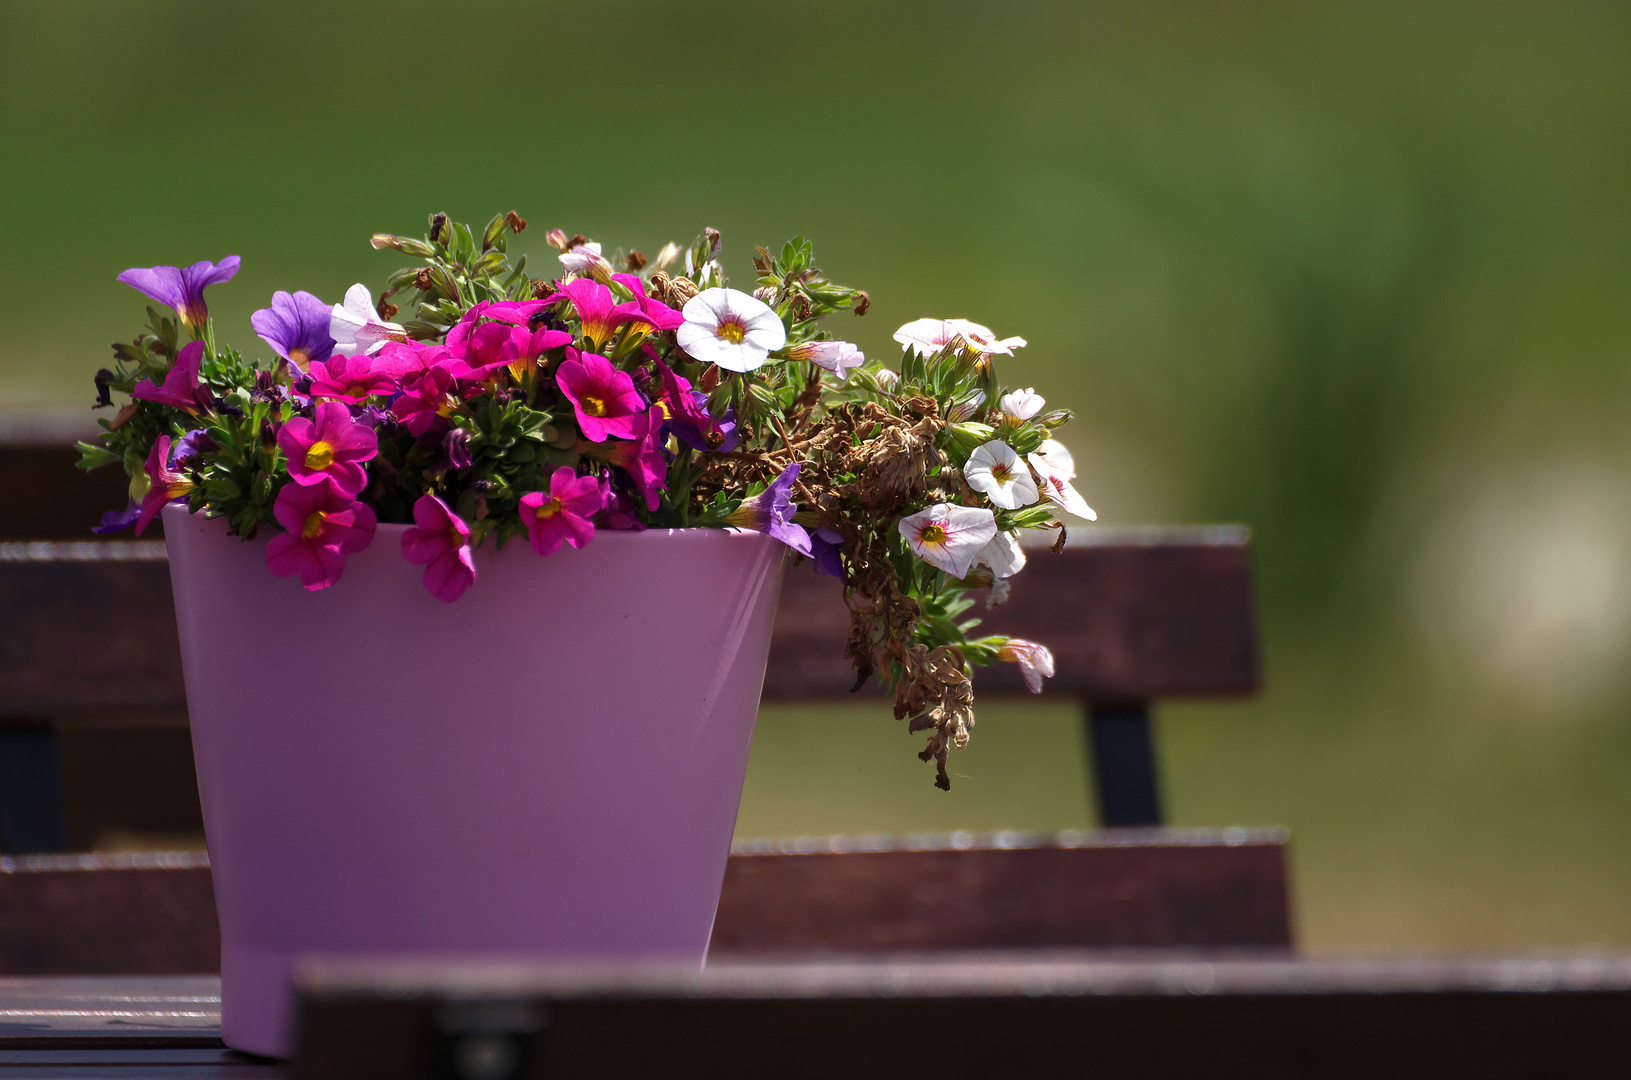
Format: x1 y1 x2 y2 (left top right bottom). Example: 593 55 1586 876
161 503 786 1057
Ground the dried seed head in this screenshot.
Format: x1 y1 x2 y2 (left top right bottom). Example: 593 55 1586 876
505 210 527 234
625 250 648 272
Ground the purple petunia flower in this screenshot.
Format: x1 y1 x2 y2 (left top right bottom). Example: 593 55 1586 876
724 462 810 555
117 257 241 329
93 500 142 535
810 527 846 578
251 290 336 373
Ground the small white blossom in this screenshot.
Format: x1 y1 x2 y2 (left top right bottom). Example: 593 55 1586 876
1028 444 1096 521
893 318 1027 358
559 239 612 279
998 639 1055 693
1032 438 1075 479
947 389 986 423
330 283 406 357
975 529 1027 579
965 440 1040 510
785 340 866 381
898 503 998 578
677 288 787 372
653 241 683 270
1001 387 1045 421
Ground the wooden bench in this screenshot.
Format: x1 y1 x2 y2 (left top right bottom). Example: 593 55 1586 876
0 418 1275 976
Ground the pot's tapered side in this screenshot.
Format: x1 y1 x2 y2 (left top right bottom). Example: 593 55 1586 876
162 504 786 1057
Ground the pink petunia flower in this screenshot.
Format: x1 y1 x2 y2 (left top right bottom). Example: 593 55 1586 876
893 318 1027 359
898 503 998 578
400 494 476 603
445 321 522 381
784 340 866 381
131 341 210 415
556 350 646 442
997 639 1055 693
276 401 378 494
264 477 378 591
308 353 403 403
134 435 196 536
520 468 601 556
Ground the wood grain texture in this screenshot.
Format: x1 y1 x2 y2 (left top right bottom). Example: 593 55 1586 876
0 834 1287 976
0 545 182 718
0 854 218 976
1 531 1256 718
712 829 1291 952
292 955 1631 1080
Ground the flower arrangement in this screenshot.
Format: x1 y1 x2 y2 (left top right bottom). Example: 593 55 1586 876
80 212 1094 788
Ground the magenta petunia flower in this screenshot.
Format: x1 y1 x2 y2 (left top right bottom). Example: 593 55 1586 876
594 477 646 531
392 365 457 437
556 350 646 442
251 290 335 372
445 299 548 351
117 257 240 329
400 494 475 603
264 478 378 591
520 468 601 556
131 341 210 414
276 401 378 494
446 321 523 381
539 277 652 352
724 462 811 555
611 273 685 333
580 404 669 511
134 434 196 536
308 353 403 403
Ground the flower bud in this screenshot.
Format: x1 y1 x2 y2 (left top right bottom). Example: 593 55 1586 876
428 212 449 244
371 234 437 258
545 228 569 251
943 422 996 460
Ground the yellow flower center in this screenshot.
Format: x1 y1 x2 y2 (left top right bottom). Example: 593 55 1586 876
301 511 327 539
990 463 1012 482
919 524 947 545
581 395 608 417
535 498 562 521
305 440 335 471
715 318 747 344
346 383 372 398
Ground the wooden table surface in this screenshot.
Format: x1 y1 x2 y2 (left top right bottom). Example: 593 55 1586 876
4 955 1630 1077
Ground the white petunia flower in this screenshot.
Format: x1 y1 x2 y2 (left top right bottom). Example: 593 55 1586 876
677 288 787 372
784 340 866 381
975 529 1027 579
964 440 1040 510
998 639 1055 693
1027 444 1096 521
893 317 1027 358
1032 438 1075 479
330 283 406 357
898 503 998 578
1000 387 1045 421
559 240 612 279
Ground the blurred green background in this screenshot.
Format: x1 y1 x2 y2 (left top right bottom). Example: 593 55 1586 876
5 0 1631 955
